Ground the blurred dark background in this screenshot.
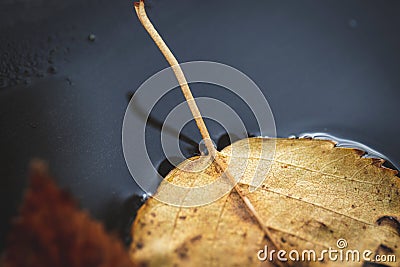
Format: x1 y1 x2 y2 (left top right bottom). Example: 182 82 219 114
0 0 399 250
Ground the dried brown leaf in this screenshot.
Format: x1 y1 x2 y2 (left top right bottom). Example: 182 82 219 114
3 160 135 267
130 138 400 267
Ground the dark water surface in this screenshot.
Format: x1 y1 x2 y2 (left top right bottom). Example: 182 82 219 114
0 0 399 249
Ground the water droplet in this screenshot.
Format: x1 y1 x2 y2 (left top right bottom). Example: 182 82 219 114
47 66 57 74
23 69 30 76
88 34 96 42
65 77 73 86
141 193 152 202
349 19 358 28
299 134 312 139
0 77 9 88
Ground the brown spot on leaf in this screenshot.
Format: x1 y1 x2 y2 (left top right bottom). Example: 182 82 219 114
190 234 202 243
376 216 400 236
174 243 189 260
136 242 144 249
377 244 394 254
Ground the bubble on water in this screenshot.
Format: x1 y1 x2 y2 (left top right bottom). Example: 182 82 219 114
349 19 358 28
141 192 152 202
88 34 96 42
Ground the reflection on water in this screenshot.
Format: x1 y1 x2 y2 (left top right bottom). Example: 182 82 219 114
297 132 399 171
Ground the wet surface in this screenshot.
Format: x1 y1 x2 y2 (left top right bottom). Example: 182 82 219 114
1 0 400 249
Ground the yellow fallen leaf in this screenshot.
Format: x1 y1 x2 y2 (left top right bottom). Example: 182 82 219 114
130 138 400 267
